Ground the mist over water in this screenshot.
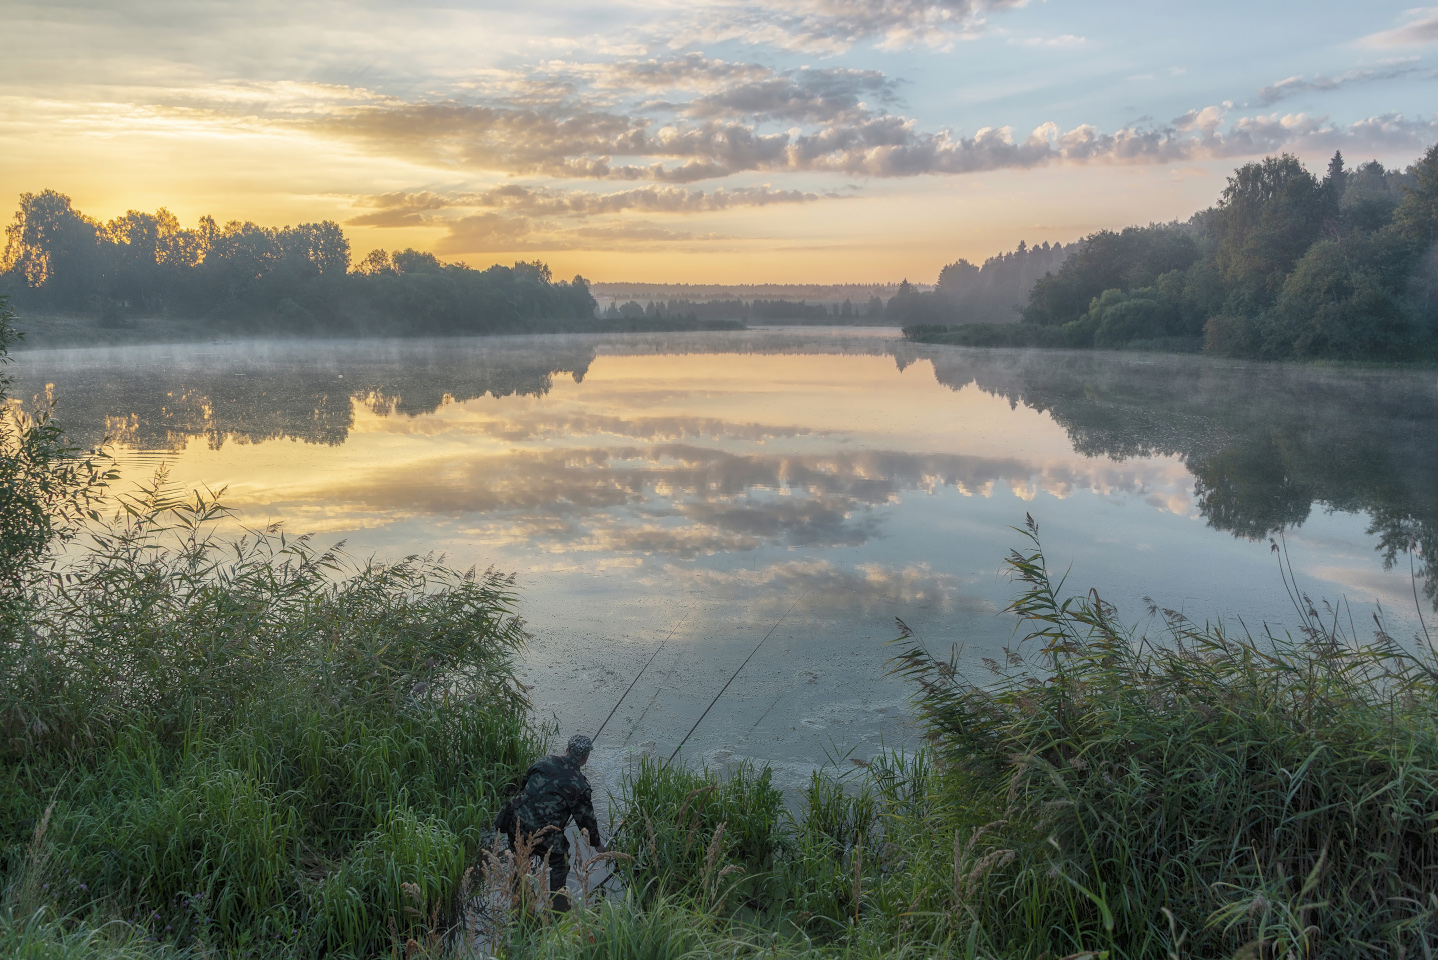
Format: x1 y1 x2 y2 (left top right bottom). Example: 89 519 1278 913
15 327 1437 796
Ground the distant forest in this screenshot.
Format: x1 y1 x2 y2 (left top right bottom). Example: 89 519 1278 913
596 253 1067 326
0 190 600 337
601 295 886 323
907 144 1438 361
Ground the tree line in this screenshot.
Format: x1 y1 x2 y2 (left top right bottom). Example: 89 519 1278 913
887 240 1073 325
907 144 1438 360
0 189 598 335
600 296 888 322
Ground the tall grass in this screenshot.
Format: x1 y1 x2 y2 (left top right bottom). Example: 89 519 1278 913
534 516 1438 960
892 516 1438 957
1 480 542 957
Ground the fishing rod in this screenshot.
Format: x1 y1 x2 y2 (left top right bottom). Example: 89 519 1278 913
595 605 794 894
593 612 687 743
667 603 794 764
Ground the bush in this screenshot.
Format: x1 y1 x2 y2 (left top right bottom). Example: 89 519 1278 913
894 515 1438 958
0 481 540 956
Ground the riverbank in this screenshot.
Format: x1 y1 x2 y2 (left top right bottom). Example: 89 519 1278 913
7 517 1436 959
7 310 745 350
903 321 1438 367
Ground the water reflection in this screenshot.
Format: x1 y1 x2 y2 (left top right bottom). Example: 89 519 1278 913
13 330 1436 784
919 349 1438 605
28 334 1435 606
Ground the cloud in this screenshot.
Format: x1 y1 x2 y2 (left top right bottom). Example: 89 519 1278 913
1255 66 1423 105
673 0 1031 54
431 215 728 253
675 68 901 122
311 99 653 174
283 65 1437 186
432 213 534 251
565 54 776 93
1361 7 1438 47
361 184 821 220
346 190 452 227
660 559 993 615
72 73 1438 190
347 183 824 244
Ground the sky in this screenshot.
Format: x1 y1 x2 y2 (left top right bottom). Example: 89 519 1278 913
2 1 1437 282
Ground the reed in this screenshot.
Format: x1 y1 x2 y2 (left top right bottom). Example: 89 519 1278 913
0 479 543 957
527 516 1438 959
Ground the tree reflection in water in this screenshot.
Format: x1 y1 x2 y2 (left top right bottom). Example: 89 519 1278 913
922 348 1438 608
16 333 1436 609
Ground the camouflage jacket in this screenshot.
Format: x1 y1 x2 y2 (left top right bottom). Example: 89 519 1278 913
513 755 600 846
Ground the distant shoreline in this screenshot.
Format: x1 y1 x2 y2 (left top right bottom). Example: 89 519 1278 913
902 321 1438 368
7 310 749 350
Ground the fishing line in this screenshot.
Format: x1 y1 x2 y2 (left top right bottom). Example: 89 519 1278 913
667 603 795 764
593 611 687 743
623 646 682 746
745 680 790 737
597 603 794 895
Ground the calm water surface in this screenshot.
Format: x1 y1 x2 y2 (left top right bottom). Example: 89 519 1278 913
15 328 1438 794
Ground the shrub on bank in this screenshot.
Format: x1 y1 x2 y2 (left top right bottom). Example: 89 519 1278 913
0 488 539 956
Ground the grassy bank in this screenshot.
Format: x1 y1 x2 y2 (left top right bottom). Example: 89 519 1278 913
7 509 1437 959
0 483 540 957
511 519 1438 959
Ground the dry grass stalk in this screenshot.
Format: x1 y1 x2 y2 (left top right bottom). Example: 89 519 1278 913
852 840 864 924
15 800 55 918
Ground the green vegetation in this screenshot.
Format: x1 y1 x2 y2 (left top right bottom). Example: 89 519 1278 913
891 241 1073 327
0 294 541 956
0 191 733 341
5 288 1437 956
516 518 1438 959
907 144 1438 361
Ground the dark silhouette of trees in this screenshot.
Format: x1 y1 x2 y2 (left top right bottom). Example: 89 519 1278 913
911 144 1438 361
0 191 600 337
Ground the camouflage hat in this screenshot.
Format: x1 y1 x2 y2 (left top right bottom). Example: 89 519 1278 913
566 734 593 762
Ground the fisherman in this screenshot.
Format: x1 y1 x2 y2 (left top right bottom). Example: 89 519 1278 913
495 734 604 911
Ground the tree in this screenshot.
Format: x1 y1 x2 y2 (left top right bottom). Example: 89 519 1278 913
393 249 442 274
1213 154 1325 301
1323 151 1347 210
1394 143 1438 247
1 190 105 307
355 249 394 276
1024 227 1197 326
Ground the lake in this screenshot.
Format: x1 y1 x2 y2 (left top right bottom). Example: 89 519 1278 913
14 327 1437 797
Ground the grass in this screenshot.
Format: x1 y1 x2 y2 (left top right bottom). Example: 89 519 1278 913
515 517 1438 960
0 479 543 958
8 505 1436 959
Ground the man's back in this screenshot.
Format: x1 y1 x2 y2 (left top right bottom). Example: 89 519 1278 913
516 754 598 841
